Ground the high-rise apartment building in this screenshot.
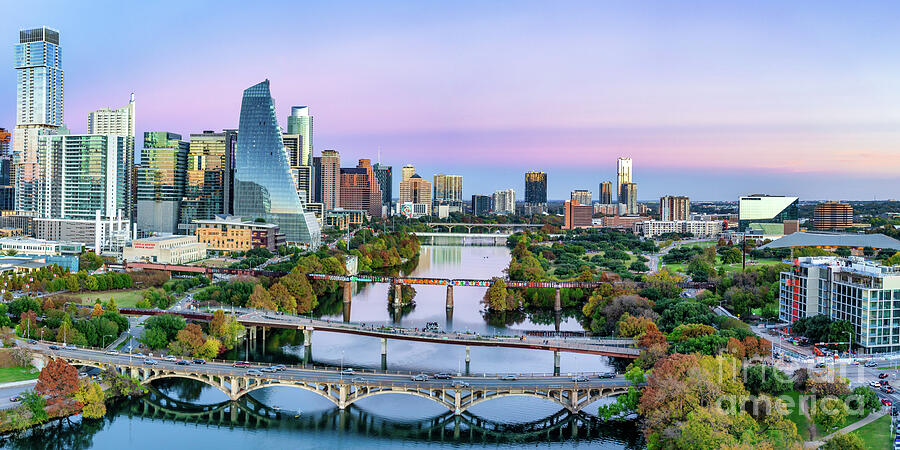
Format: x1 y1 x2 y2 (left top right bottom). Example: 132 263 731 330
283 132 314 209
15 27 64 213
36 134 128 220
659 195 690 221
399 173 432 216
137 132 188 234
433 174 463 206
0 129 12 211
179 130 236 234
616 157 632 205
88 94 136 220
401 164 415 183
373 163 392 213
282 133 303 167
621 182 637 215
233 80 320 247
339 159 383 217
571 190 592 206
814 201 853 231
599 181 613 205
314 149 340 211
524 171 547 215
471 194 491 215
564 200 593 230
492 189 516 215
287 106 312 166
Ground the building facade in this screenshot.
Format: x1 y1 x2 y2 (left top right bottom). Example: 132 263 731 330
15 27 64 213
401 165 415 183
123 235 206 264
339 159 383 218
814 201 853 231
34 214 130 256
564 200 593 229
0 236 82 256
233 80 320 247
287 106 312 166
571 190 592 206
471 194 491 215
599 181 613 205
633 220 723 238
137 132 188 234
87 94 136 220
659 195 690 221
433 174 463 207
616 157 632 205
492 189 516 215
179 130 236 234
0 129 12 211
398 174 432 216
193 215 285 252
373 163 392 214
524 171 547 215
738 195 799 233
314 149 340 211
621 182 638 215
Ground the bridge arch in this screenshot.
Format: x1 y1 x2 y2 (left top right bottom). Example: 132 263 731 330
462 390 575 413
235 382 340 408
142 373 231 399
343 388 455 412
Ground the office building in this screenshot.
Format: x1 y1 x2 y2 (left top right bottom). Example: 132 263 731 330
137 132 188 234
621 182 637 215
564 200 593 230
524 171 547 215
659 195 690 221
599 215 651 229
633 220 723 238
87 94 136 220
15 27 64 213
492 189 516 215
36 134 129 221
0 214 34 236
472 194 491 215
594 203 618 216
0 236 82 256
373 163 392 214
179 130 236 234
738 195 799 234
290 165 314 204
123 235 206 265
282 133 303 167
433 174 463 206
616 157 632 204
814 201 853 231
398 173 432 216
193 215 285 253
401 164 415 183
339 159 383 218
571 190 592 206
599 181 613 205
779 256 900 354
233 80 320 248
0 129 12 211
314 149 340 211
287 106 312 166
34 213 130 256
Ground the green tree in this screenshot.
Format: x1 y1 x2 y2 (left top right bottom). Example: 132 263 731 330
143 314 186 342
597 366 644 420
140 328 168 349
744 364 792 396
821 432 863 450
721 247 742 264
74 381 106 419
813 397 848 432
483 278 520 311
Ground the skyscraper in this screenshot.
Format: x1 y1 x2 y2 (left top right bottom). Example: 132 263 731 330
524 171 547 215
15 27 64 213
287 106 312 166
599 181 612 204
659 195 690 221
179 130 236 233
36 134 128 220
813 201 853 231
433 174 463 206
0 129 12 211
88 94 136 220
339 159 383 217
399 173 432 215
571 189 591 206
616 157 632 205
137 132 188 234
233 80 320 247
492 189 516 215
622 183 637 216
401 164 415 182
373 163 392 213
314 149 340 210
471 194 491 215
282 133 303 167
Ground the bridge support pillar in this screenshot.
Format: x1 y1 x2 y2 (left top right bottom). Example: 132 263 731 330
229 376 239 400
446 285 454 309
394 284 403 306
343 281 352 304
381 338 387 356
303 327 312 355
465 346 470 364
338 384 348 409
454 391 462 415
554 351 561 376
554 288 561 312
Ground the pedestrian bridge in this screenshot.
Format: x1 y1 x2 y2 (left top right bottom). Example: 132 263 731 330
46 347 631 415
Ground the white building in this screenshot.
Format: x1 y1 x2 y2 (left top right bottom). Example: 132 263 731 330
0 236 82 256
492 189 516 215
34 211 132 256
397 202 430 219
87 94 136 220
123 235 207 265
633 220 723 238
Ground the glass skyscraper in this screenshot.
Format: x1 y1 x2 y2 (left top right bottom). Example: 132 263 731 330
179 130 235 234
287 106 312 166
137 132 188 234
233 81 320 248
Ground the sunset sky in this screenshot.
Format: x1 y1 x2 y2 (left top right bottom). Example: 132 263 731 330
5 1 900 200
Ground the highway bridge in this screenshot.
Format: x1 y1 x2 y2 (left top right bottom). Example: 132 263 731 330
43 346 631 415
425 223 545 233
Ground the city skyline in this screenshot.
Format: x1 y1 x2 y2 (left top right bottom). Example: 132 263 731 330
4 2 900 200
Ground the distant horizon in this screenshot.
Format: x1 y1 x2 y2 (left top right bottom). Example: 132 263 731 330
5 1 900 201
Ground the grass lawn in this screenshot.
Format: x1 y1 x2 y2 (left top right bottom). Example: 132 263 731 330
0 366 38 383
782 391 813 440
679 240 717 248
71 289 148 308
662 257 783 274
853 413 892 450
878 365 900 370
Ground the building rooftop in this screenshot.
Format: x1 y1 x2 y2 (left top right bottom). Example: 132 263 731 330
760 232 900 250
192 215 279 229
135 234 197 242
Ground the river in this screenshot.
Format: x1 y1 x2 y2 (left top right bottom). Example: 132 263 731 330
0 243 644 449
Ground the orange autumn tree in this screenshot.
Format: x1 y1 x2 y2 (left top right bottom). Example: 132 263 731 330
35 359 82 417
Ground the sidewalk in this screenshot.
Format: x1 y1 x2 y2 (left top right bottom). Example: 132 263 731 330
804 409 887 448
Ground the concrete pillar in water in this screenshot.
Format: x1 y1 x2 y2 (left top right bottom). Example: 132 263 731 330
554 288 562 312
342 300 351 322
554 350 561 376
303 327 312 347
394 283 403 306
381 337 387 356
446 284 454 309
343 280 352 304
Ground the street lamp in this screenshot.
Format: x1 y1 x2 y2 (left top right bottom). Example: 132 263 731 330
102 334 115 349
340 351 345 382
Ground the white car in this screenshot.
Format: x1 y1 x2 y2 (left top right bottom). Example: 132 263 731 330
163 355 177 361
411 374 429 382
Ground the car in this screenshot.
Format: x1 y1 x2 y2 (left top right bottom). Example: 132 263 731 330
9 396 21 402
163 355 177 361
885 380 893 386
144 358 157 365
341 368 355 375
598 372 616 379
27 340 37 345
783 357 792 363
247 369 262 375
48 345 60 350
105 350 119 355
452 381 470 388
192 359 206 365
351 377 367 383
572 375 589 382
272 364 286 371
500 375 518 381
871 381 882 388
886 386 896 394
260 367 277 373
851 360 861 365
433 373 453 379
233 361 251 367
882 398 893 406
880 373 890 379
815 362 826 368
411 374 429 382
66 344 77 350
865 361 878 367
175 360 190 365
892 406 899 416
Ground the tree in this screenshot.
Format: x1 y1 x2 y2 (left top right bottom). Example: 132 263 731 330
598 366 645 420
90 303 104 318
629 261 649 272
35 359 82 416
143 314 186 342
721 247 742 264
197 338 221 359
209 310 243 349
19 310 37 339
483 278 520 311
821 432 863 450
814 397 848 432
74 381 106 419
140 327 169 349
248 285 277 311
834 247 851 258
269 283 297 313
172 323 205 356
597 295 658 335
657 301 715 331
744 364 792 396
615 313 655 338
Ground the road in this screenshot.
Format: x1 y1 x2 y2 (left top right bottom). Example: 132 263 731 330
0 380 37 410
